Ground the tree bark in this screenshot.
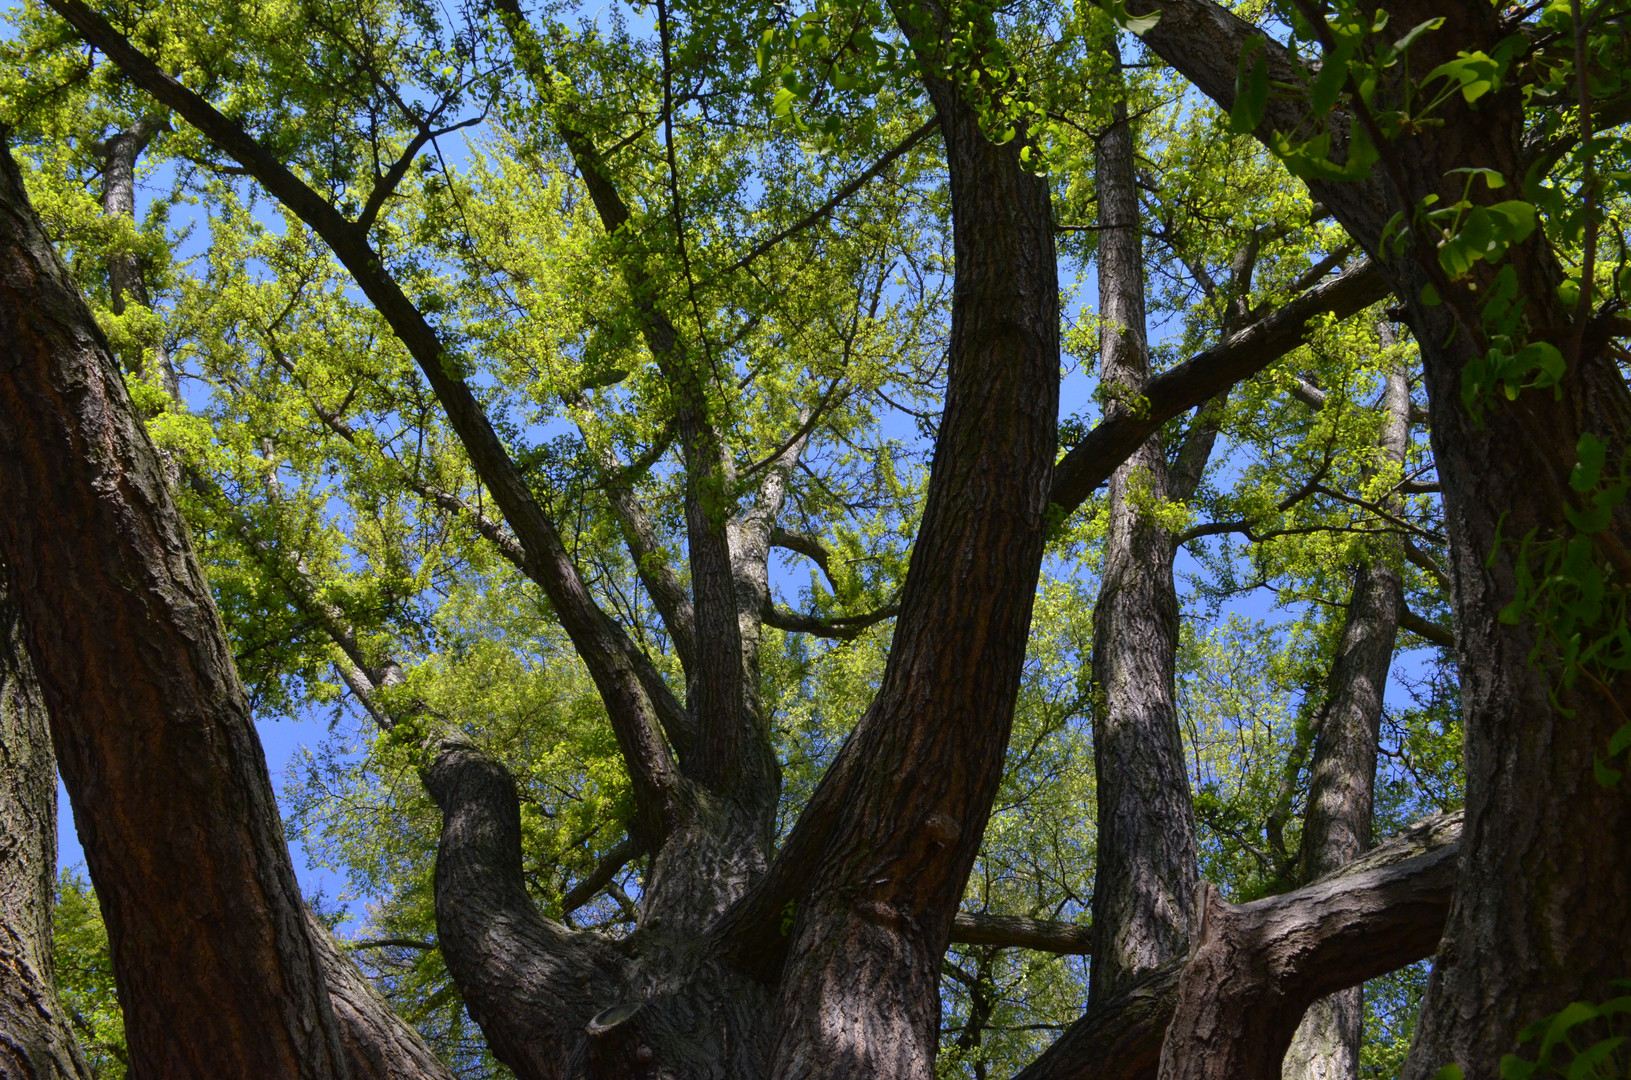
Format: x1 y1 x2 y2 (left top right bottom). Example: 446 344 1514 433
1156 845 1458 1080
1124 4 1631 1073
1019 812 1462 1080
756 63 1059 1077
1089 47 1199 1003
0 573 94 1080
1282 359 1411 1080
0 134 351 1080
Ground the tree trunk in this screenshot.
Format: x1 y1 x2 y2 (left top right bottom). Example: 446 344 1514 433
1282 360 1411 1080
91 116 177 399
0 133 350 1080
1089 46 1199 1003
759 68 1059 1079
1 134 465 1080
1128 2 1631 1074
0 573 94 1080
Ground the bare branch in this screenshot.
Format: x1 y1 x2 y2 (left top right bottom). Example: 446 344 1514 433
761 598 900 640
561 836 645 917
713 119 940 280
1399 608 1455 649
950 913 1093 955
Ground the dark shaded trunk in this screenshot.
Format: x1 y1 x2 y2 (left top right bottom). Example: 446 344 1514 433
0 134 348 1080
0 574 93 1080
1282 362 1410 1080
758 68 1059 1078
1 136 466 1080
1127 2 1631 1074
1089 50 1198 1002
1019 812 1462 1080
306 910 462 1080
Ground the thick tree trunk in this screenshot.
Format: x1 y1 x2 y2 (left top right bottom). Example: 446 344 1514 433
1128 2 1631 1074
1089 49 1199 1003
1282 362 1411 1080
1 136 462 1080
754 66 1058 1077
0 574 94 1080
0 134 349 1080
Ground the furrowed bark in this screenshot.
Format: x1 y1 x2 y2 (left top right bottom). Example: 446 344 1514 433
1156 845 1458 1080
1019 812 1462 1080
305 909 461 1080
0 135 348 1080
42 0 690 851
1088 49 1199 1003
423 738 626 1080
0 574 93 1080
1282 361 1411 1080
1126 3 1631 1073
761 66 1059 1078
425 736 776 1080
1050 260 1387 516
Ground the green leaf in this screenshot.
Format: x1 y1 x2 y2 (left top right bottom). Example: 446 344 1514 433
1609 722 1631 757
1230 36 1269 134
1573 432 1607 493
1388 16 1444 62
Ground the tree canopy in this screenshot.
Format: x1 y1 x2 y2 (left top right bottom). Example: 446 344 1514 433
0 0 1628 1077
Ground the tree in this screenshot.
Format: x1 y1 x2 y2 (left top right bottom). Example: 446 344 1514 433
0 0 1626 1077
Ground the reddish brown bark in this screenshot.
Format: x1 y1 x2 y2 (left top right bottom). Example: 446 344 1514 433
0 135 349 1080
0 574 93 1080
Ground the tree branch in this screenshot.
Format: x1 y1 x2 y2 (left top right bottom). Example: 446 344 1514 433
1016 812 1462 1080
760 597 900 640
712 119 940 280
1050 260 1388 517
560 835 645 917
40 0 692 842
949 913 1093 955
1398 608 1455 649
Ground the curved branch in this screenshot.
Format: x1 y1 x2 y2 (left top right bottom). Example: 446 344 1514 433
760 598 900 640
423 739 625 1080
1015 811 1462 1080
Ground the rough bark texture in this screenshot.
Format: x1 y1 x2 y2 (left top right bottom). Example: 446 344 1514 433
1156 844 1458 1080
0 575 94 1080
1089 53 1199 1003
758 69 1058 1078
1020 813 1462 1080
1126 2 1631 1073
0 136 351 1080
1282 362 1411 1080
306 909 462 1080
